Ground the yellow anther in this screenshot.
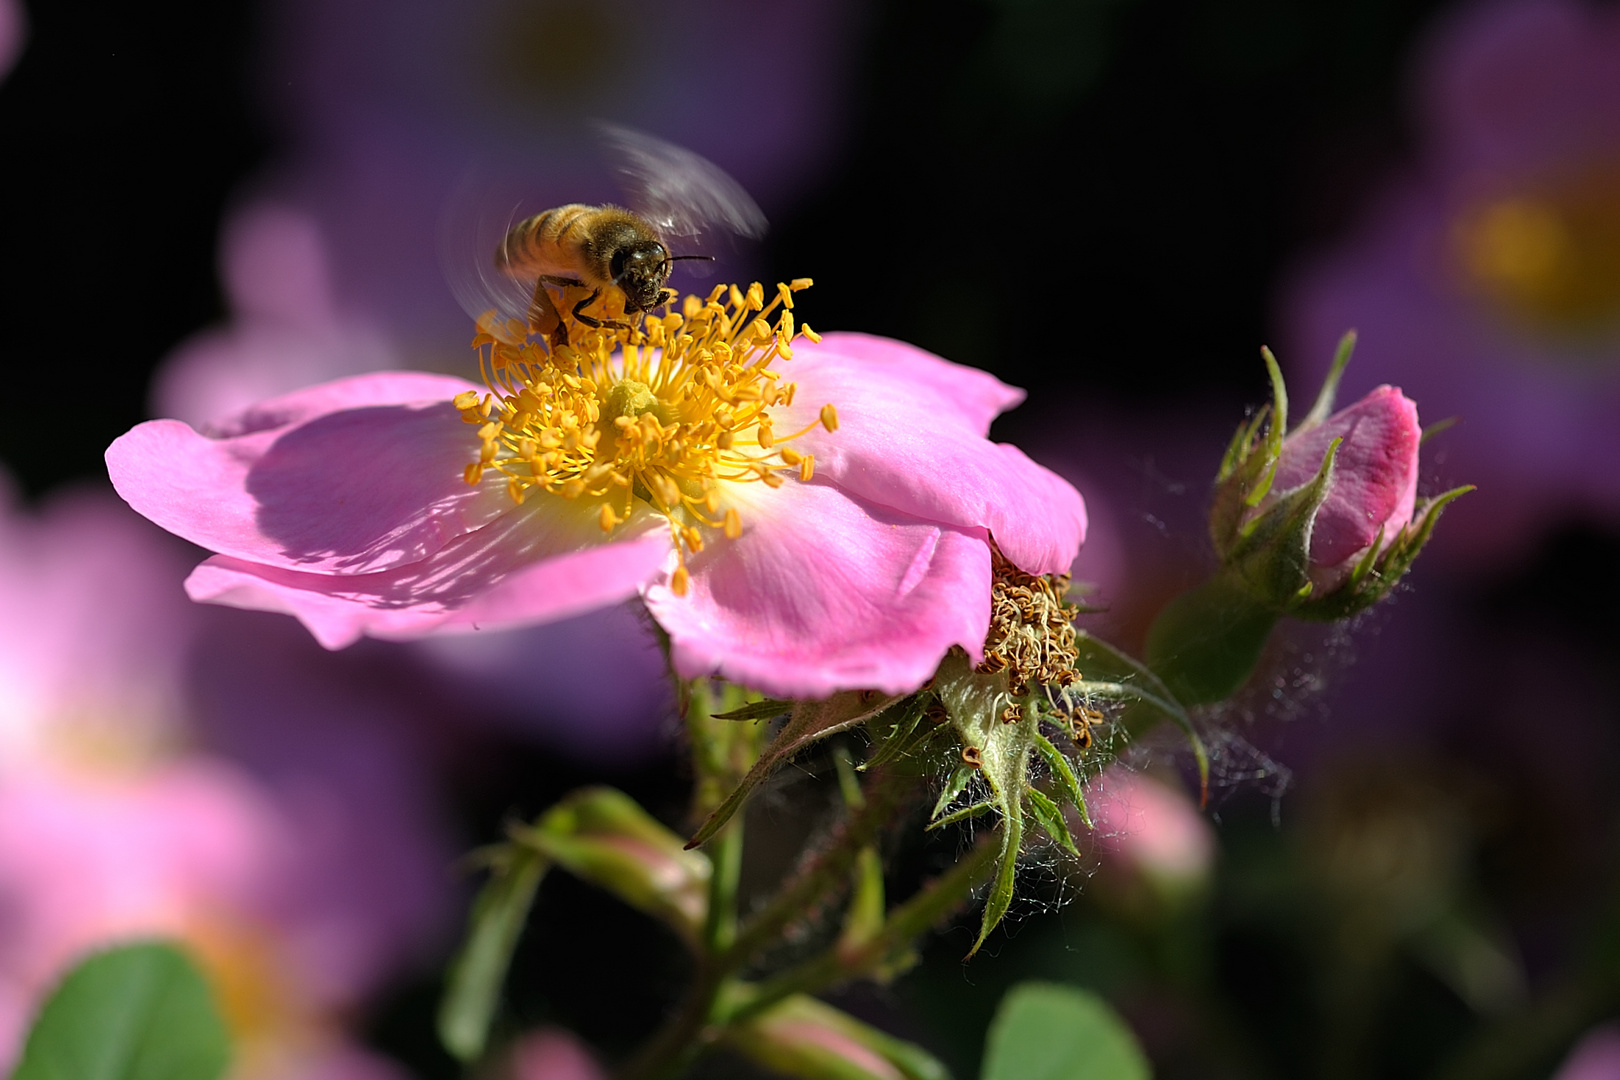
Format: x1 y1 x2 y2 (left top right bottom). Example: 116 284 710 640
761 471 785 489
723 508 742 539
464 463 484 485
682 526 704 553
705 490 720 513
777 282 795 309
729 284 745 309
802 324 821 344
453 390 480 410
670 566 691 597
757 420 776 449
599 504 618 532
790 278 813 290
779 446 803 466
507 477 526 504
781 311 795 341
820 404 840 431
799 455 815 482
561 478 586 498
746 282 764 309
717 430 735 450
478 421 501 441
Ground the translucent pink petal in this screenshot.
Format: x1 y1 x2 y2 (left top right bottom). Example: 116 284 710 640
107 372 509 577
805 332 1026 435
645 481 992 698
778 341 1085 575
186 503 671 649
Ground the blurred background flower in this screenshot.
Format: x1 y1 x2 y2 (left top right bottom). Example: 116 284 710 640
1283 0 1620 568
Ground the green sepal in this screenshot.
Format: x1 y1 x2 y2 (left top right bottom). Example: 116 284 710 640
1226 435 1342 608
439 843 548 1061
934 652 1039 955
1024 787 1079 856
513 786 710 944
862 694 938 771
687 690 901 849
1073 631 1208 798
833 749 886 953
930 765 979 822
724 994 951 1080
712 698 795 721
981 982 1151 1080
12 941 231 1080
1299 330 1357 430
927 799 996 831
1290 485 1474 622
1032 733 1090 828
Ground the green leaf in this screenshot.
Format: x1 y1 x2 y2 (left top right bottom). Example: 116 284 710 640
515 787 711 944
981 983 1151 1080
687 690 900 849
438 845 548 1061
727 994 951 1080
13 941 230 1080
1023 788 1078 856
1032 734 1090 828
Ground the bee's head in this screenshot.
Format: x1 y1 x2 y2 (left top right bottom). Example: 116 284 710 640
611 241 672 313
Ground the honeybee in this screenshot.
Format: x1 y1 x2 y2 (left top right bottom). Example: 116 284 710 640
479 125 767 346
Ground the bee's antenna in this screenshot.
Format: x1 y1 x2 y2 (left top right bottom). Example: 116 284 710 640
669 254 716 263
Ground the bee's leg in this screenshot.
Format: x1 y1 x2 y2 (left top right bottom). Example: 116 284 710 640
571 290 633 332
526 280 567 348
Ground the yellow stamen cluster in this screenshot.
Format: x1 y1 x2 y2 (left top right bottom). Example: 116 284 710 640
455 278 835 595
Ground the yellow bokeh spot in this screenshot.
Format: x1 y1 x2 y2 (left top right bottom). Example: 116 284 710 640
1452 157 1620 336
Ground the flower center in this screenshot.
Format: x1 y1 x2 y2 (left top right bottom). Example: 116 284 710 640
454 279 838 594
1450 157 1620 344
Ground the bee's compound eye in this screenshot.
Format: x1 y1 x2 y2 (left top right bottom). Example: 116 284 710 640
609 249 631 283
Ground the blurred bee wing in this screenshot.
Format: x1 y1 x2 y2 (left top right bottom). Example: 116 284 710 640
439 168 541 324
597 122 768 241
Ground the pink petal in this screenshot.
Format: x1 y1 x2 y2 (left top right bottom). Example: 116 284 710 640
186 502 671 649
1276 385 1421 575
645 481 992 698
108 372 509 577
779 342 1085 575
806 333 1026 435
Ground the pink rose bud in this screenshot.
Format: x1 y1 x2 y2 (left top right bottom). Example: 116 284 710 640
1268 384 1420 593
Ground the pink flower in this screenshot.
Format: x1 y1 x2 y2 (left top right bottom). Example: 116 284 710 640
1269 384 1422 592
1088 768 1215 887
108 302 1086 699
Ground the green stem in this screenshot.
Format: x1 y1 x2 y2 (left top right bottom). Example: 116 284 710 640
723 764 910 967
729 836 1001 1025
616 765 913 1080
703 817 743 954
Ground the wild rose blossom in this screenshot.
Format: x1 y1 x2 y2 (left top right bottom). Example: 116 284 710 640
108 284 1086 699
